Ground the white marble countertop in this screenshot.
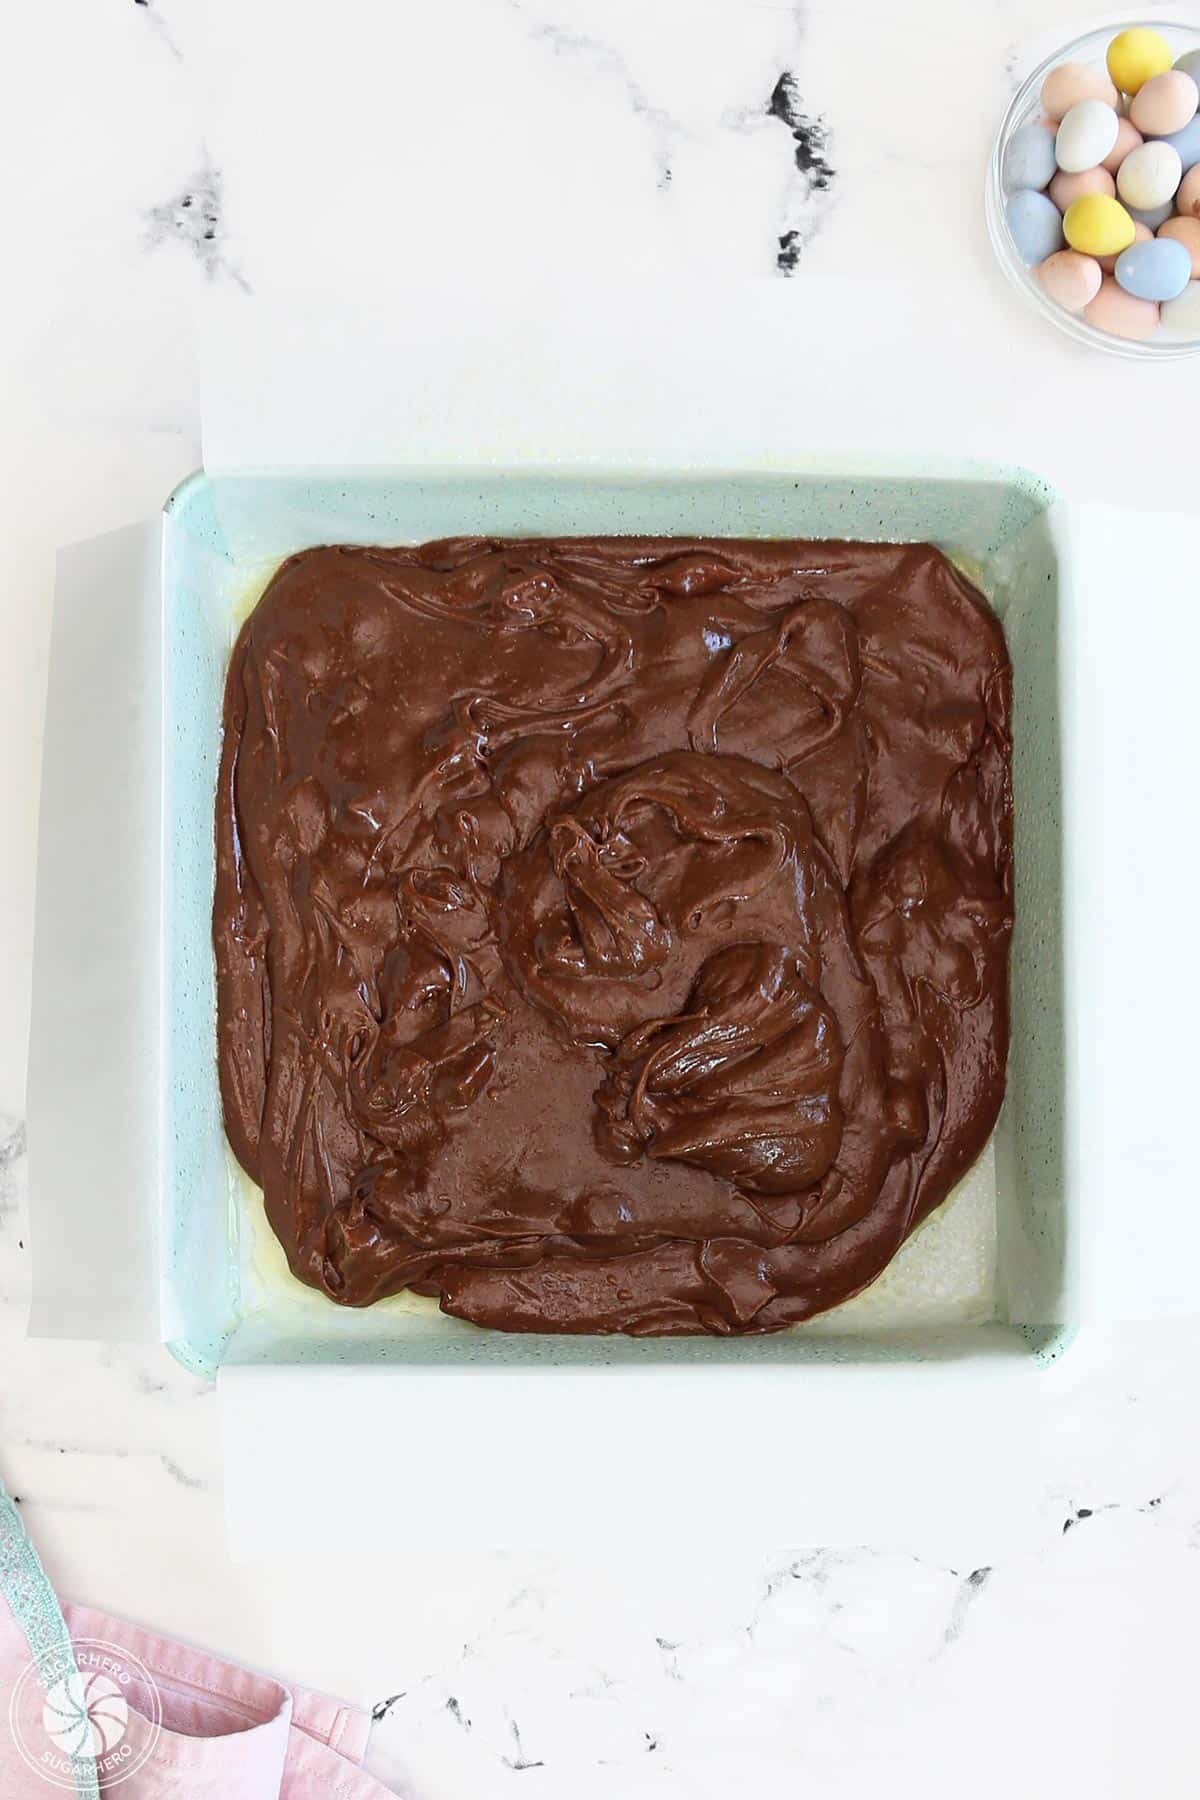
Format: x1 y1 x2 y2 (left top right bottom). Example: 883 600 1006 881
3 1 1200 1793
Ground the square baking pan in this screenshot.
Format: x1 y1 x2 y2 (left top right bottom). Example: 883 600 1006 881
151 465 1068 1376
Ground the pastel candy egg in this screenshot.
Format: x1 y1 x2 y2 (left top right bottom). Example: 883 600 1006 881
1161 279 1200 331
1116 140 1182 209
1126 199 1177 230
1003 123 1058 193
1174 50 1200 89
1049 165 1115 210
1063 192 1136 256
1107 28 1173 96
1157 115 1200 174
1036 249 1103 311
1056 100 1120 172
1042 60 1119 121
1113 234 1191 300
1129 70 1199 136
1098 219 1152 273
1178 164 1200 217
1007 188 1065 264
1157 214 1200 278
1083 275 1160 338
1102 116 1143 172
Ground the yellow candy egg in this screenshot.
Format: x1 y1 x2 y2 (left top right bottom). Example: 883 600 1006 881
1063 192 1137 256
1106 28 1173 97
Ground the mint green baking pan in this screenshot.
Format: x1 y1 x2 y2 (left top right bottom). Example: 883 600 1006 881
160 466 1068 1376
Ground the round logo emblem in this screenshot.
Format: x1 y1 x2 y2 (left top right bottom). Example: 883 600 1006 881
9 1637 162 1790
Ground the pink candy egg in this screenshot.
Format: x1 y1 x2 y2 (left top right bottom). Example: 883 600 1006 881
1097 218 1152 273
1049 165 1116 210
1036 249 1104 310
1083 275 1161 338
1041 60 1119 121
1178 164 1200 217
1158 214 1200 277
1102 117 1143 173
1129 70 1199 137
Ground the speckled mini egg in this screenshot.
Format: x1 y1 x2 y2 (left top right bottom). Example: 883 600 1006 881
1036 249 1103 311
1083 275 1160 338
1097 218 1152 273
1049 165 1115 210
1056 100 1120 172
1003 122 1058 193
1007 188 1065 264
1129 70 1199 137
1175 50 1200 90
1158 214 1200 278
1107 28 1173 97
1155 114 1200 176
1042 60 1119 121
1161 278 1200 331
1102 116 1144 173
1178 164 1200 218
1113 234 1192 301
1116 140 1183 210
1063 192 1136 256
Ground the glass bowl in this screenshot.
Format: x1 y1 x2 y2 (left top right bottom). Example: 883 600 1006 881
987 18 1200 358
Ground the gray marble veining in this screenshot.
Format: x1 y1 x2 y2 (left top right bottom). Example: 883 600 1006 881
0 1119 26 1230
765 69 835 272
509 1 682 190
145 160 249 289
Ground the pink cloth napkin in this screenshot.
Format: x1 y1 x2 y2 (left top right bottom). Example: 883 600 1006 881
0 1490 398 1797
59 1604 390 1797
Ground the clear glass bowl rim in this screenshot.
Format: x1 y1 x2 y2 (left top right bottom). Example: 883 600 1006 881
986 17 1200 360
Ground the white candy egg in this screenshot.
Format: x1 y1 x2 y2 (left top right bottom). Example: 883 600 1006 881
1056 100 1120 173
1116 140 1183 210
1160 279 1200 332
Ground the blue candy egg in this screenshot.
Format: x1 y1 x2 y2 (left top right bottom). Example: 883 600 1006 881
1126 199 1176 231
1156 114 1200 174
1114 235 1192 301
1174 49 1200 89
1002 123 1058 194
1006 188 1065 265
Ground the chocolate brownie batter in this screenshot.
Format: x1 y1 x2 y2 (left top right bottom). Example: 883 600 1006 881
214 537 1013 1334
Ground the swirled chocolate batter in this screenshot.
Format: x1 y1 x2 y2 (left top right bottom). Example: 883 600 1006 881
214 537 1013 1334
